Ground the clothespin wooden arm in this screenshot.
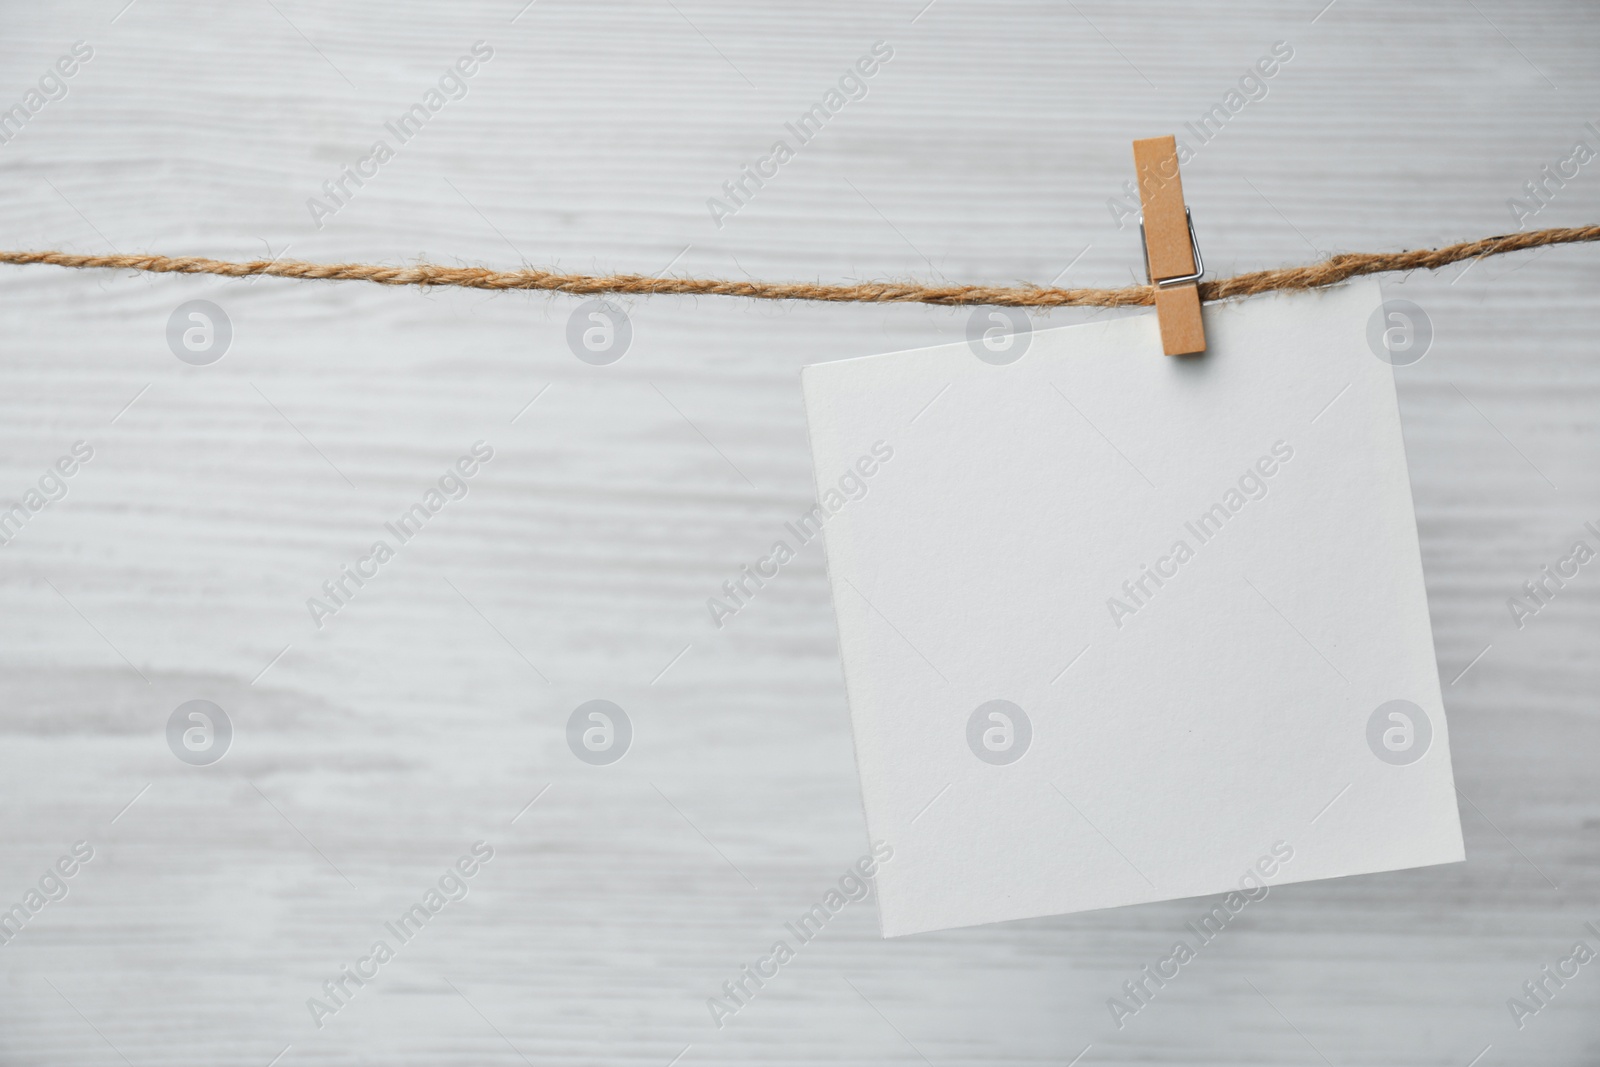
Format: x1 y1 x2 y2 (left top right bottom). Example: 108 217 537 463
1132 136 1206 356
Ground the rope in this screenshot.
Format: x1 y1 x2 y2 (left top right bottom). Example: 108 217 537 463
1 225 1596 308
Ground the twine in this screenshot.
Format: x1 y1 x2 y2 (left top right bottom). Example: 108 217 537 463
1 225 1596 308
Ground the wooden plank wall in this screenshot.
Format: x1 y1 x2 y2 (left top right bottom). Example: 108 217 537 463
0 1 1596 1064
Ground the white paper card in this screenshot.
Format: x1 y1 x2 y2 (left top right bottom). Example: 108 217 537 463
802 280 1464 937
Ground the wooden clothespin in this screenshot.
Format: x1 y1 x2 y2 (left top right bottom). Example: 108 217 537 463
1132 136 1205 356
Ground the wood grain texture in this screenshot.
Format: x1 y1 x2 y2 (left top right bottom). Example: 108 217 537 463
0 1 1597 1065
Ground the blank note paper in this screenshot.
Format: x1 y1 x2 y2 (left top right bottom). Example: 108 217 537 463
801 279 1464 937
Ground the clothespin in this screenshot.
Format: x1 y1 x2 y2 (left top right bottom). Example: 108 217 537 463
1132 136 1206 356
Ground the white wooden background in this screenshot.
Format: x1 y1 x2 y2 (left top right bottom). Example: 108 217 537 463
1 1 1597 1064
